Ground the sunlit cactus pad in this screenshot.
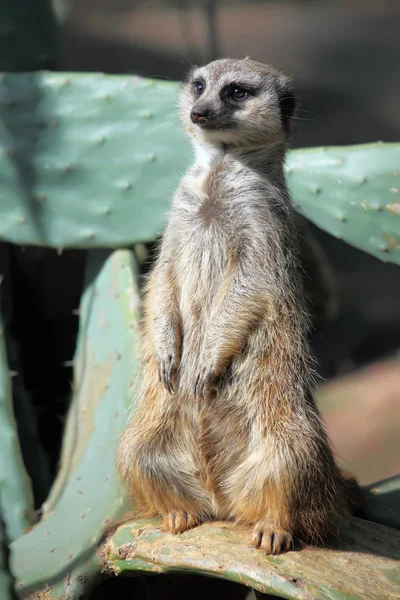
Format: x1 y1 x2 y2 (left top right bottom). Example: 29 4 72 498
286 143 400 264
0 72 399 264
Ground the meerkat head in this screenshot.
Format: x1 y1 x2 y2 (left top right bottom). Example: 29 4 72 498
180 58 297 149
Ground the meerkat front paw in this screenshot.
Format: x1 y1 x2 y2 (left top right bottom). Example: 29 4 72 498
251 522 293 555
163 511 201 534
194 365 215 400
155 351 178 394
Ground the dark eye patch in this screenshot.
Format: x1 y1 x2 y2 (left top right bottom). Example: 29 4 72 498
221 83 256 104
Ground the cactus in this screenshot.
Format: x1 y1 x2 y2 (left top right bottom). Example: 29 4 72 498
0 71 399 265
286 143 400 265
10 249 142 598
0 277 35 544
7 248 400 600
0 72 187 249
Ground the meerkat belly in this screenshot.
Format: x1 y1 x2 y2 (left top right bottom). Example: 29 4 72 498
176 217 230 390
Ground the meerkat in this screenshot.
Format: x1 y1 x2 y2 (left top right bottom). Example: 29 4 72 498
118 58 358 555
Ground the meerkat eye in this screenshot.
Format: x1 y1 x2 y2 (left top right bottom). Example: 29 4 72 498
231 86 248 99
193 80 205 95
224 84 252 103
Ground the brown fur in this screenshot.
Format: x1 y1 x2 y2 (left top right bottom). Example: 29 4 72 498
118 58 359 555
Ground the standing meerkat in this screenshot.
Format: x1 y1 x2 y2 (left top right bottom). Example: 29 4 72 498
118 58 357 555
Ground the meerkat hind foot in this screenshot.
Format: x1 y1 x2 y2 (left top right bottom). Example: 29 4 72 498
163 511 201 534
251 522 293 555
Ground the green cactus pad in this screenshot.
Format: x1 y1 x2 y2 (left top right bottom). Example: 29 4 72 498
10 249 141 598
286 143 400 265
0 72 399 265
9 250 400 599
0 72 187 249
0 275 35 544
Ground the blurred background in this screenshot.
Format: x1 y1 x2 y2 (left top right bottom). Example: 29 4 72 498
7 0 400 505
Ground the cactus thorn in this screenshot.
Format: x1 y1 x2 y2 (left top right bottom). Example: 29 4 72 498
123 182 132 190
339 215 347 222
360 176 367 183
17 217 26 225
104 207 111 215
148 153 156 162
144 111 153 118
61 78 70 86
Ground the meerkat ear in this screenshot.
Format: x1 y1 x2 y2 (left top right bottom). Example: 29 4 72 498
276 77 297 134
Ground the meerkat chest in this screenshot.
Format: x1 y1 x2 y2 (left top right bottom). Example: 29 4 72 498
184 161 239 230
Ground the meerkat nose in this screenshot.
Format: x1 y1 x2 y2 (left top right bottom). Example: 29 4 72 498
190 109 210 124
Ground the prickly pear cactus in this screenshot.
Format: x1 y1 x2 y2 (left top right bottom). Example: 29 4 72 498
0 71 399 265
10 249 142 598
0 296 35 544
286 143 400 264
0 72 186 249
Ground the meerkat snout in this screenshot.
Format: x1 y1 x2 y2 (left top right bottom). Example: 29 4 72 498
180 57 297 147
190 107 211 125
